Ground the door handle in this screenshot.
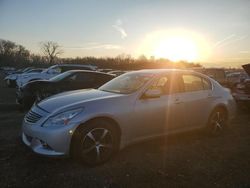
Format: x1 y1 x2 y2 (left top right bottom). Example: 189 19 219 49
174 98 183 104
207 94 213 98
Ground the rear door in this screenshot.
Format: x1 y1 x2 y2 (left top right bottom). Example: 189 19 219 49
178 73 213 129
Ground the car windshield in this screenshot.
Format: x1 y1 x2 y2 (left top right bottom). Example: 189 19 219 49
99 72 153 94
50 71 72 81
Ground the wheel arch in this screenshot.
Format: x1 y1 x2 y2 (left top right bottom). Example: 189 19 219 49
70 116 122 150
211 104 229 118
207 103 229 127
82 116 122 138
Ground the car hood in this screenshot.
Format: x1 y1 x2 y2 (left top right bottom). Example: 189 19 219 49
20 72 41 77
242 64 250 76
37 89 122 113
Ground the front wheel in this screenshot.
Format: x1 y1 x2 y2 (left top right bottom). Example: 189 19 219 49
206 108 228 136
71 119 120 166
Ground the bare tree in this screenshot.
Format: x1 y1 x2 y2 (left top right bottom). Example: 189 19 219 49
40 41 63 64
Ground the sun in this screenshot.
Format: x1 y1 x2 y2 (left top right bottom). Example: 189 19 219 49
153 36 198 61
136 29 210 62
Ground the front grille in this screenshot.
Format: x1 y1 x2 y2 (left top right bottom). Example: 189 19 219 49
25 110 42 123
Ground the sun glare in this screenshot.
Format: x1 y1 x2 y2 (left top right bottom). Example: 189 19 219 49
137 29 210 62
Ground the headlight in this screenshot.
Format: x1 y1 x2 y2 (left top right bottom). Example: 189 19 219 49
42 108 83 127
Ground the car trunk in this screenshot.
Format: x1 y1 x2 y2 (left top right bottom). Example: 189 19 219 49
242 64 250 94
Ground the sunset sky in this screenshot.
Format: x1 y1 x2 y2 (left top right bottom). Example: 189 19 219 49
0 0 250 67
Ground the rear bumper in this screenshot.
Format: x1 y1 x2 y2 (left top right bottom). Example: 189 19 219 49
232 92 250 101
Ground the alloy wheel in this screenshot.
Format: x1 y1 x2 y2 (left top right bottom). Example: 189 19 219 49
210 111 226 135
81 128 114 164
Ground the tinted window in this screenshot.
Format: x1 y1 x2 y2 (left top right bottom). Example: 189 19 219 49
95 74 114 84
66 74 77 81
75 73 95 82
182 74 204 92
49 67 61 74
50 71 72 81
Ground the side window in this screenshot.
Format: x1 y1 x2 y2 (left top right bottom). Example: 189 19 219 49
203 78 212 90
48 67 61 74
182 74 203 92
149 75 180 95
54 67 62 73
75 73 95 82
95 74 114 84
149 76 169 94
66 74 77 81
61 66 74 72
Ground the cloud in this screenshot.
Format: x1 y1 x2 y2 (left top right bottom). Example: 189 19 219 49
239 51 250 54
64 43 122 50
214 34 248 48
213 34 235 48
112 19 127 39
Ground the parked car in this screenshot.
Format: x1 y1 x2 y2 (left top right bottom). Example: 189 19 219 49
4 67 41 87
0 66 16 76
193 68 228 87
22 69 236 165
232 64 250 106
226 71 247 89
16 64 97 88
16 70 115 109
107 70 128 76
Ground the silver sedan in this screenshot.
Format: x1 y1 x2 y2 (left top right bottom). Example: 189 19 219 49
22 69 236 165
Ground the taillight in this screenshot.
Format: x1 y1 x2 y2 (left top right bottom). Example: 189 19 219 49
236 83 245 89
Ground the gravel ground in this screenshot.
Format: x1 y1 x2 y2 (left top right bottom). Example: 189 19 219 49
0 73 250 188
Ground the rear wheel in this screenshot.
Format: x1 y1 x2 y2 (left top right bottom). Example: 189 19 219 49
71 119 120 166
206 108 228 136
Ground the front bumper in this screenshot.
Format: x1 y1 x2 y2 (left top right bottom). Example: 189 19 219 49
22 107 79 156
22 133 65 156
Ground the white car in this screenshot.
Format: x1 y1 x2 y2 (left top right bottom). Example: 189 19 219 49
4 67 42 87
22 69 236 165
16 64 97 87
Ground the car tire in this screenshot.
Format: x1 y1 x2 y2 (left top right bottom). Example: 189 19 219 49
71 119 120 166
206 108 228 136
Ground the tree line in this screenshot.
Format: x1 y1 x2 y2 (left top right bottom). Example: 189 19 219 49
0 39 201 70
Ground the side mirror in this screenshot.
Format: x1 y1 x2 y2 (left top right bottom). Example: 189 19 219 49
143 88 162 99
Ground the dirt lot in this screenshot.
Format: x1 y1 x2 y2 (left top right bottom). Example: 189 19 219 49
0 74 250 188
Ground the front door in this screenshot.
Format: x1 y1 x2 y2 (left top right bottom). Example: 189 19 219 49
133 74 186 139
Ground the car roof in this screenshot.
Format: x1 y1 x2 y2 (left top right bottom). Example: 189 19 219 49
129 69 212 80
65 70 115 76
50 64 97 69
131 69 197 74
